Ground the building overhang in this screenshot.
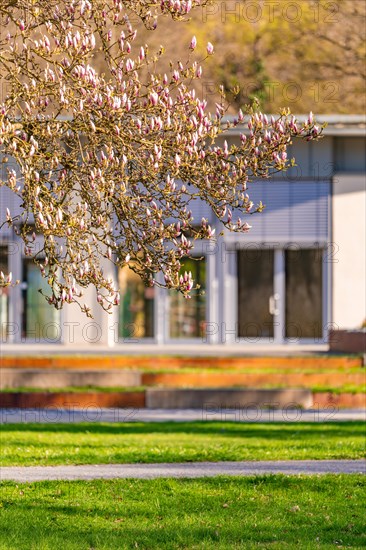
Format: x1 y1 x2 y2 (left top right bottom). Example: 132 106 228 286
222 114 366 137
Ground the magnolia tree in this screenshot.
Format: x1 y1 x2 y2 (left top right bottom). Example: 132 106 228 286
0 0 322 316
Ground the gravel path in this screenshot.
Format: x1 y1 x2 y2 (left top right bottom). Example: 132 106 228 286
1 460 365 482
1 408 365 424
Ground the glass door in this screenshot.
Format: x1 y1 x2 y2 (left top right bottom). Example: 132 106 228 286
169 257 206 340
0 246 8 341
237 248 278 341
285 248 323 341
118 266 155 340
236 247 325 344
22 260 61 341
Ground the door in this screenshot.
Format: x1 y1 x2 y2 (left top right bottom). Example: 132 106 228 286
22 260 61 341
234 247 325 344
237 248 277 341
118 265 155 340
0 246 8 340
168 256 207 341
284 248 323 341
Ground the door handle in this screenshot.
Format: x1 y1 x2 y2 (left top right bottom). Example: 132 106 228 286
269 293 280 316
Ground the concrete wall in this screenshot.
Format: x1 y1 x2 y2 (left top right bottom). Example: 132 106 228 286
60 255 118 346
332 174 366 329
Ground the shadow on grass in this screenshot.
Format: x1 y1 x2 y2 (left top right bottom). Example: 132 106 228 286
1 421 364 439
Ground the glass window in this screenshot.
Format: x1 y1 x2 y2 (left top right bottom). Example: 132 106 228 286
237 249 274 338
118 266 155 339
0 246 8 340
169 257 206 339
285 248 323 339
22 260 61 340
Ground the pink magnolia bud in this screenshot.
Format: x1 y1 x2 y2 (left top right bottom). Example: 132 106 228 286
125 59 134 72
190 36 197 50
149 92 159 106
89 33 96 49
206 42 214 55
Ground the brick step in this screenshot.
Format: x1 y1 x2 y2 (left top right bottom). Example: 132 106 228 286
1 368 364 391
0 355 363 370
0 391 144 409
313 392 366 409
146 388 312 409
0 369 141 390
141 371 365 389
0 390 364 410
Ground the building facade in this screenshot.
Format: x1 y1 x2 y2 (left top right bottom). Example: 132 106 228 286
0 115 365 349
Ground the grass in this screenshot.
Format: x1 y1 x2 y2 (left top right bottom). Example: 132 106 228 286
311 385 366 395
1 382 365 393
139 366 366 375
0 475 365 549
1 422 365 466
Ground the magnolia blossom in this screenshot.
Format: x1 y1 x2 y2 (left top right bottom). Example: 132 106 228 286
0 0 323 315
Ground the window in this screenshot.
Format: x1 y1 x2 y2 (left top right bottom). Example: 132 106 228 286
0 246 9 340
169 257 206 339
285 248 323 339
22 260 61 340
118 266 155 339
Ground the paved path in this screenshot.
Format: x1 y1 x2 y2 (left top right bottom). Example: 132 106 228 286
1 460 365 482
1 344 329 355
1 408 365 424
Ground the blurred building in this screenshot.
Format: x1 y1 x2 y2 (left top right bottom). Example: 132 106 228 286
0 115 365 349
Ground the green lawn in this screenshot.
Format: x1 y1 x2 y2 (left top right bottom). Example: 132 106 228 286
1 382 365 392
1 422 364 466
0 476 365 549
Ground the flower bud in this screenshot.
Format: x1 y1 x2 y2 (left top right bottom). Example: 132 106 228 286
190 36 197 50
